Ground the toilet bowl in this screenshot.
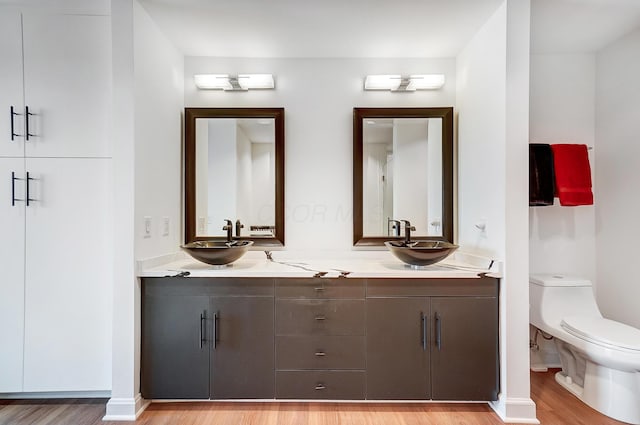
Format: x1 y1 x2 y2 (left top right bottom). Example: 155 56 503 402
529 274 640 424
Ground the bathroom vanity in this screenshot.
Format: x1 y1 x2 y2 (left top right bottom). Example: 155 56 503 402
139 254 499 402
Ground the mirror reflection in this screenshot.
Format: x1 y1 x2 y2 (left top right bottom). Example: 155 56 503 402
185 108 284 246
195 118 276 237
353 107 453 246
362 118 443 237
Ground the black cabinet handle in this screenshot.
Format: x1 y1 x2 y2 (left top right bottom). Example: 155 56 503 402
420 312 427 351
11 172 20 206
199 312 206 349
213 312 219 349
435 312 442 351
25 106 34 141
314 384 326 391
10 106 22 140
25 171 34 206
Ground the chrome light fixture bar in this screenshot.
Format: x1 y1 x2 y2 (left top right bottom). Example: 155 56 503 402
364 74 445 91
194 74 275 91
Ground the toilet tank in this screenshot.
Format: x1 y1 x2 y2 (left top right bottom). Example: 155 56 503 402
529 274 602 333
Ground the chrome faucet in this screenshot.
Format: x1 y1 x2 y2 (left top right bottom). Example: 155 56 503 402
222 219 233 242
388 218 401 237
235 219 244 238
401 220 416 245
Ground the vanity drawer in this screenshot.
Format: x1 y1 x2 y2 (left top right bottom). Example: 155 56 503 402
276 336 365 370
276 370 365 399
276 278 365 299
276 299 365 335
366 277 499 298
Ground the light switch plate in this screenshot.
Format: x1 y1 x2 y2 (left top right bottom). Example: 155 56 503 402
162 216 170 237
144 216 152 238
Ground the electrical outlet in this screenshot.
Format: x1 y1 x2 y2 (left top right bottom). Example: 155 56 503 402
144 216 152 238
162 216 170 237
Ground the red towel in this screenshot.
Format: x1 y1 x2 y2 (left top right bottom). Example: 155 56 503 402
550 144 593 206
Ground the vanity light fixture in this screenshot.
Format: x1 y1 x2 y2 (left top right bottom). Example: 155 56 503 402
194 74 275 91
364 74 445 92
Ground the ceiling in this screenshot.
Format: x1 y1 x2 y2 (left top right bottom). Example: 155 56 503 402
139 0 640 57
138 0 504 58
531 0 640 53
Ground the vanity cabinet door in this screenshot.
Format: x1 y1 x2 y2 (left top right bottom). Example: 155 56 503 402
430 297 499 401
210 296 274 399
366 297 431 400
141 295 210 399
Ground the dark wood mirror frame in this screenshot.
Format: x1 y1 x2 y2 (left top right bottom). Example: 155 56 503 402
184 107 285 246
353 107 454 246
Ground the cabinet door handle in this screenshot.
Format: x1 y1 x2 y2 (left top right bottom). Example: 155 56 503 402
25 106 35 141
314 315 326 321
25 172 34 206
214 312 220 349
199 312 206 349
435 312 442 351
314 384 326 391
420 312 427 351
11 172 21 206
314 351 326 357
10 106 22 140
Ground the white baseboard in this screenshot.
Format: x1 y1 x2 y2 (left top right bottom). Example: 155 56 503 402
103 394 150 421
490 395 539 424
0 391 111 399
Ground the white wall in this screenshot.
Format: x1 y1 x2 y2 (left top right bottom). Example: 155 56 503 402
393 119 429 233
595 28 640 329
133 2 184 258
362 142 387 235
427 119 443 235
236 126 253 228
107 0 183 419
184 57 457 250
457 0 536 422
529 54 596 283
251 143 275 228
207 119 237 234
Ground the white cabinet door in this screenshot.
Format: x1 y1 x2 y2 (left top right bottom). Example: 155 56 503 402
0 158 26 392
0 11 25 157
22 14 111 158
23 158 112 391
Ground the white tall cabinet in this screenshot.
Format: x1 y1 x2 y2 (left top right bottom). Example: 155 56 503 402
1 8 112 393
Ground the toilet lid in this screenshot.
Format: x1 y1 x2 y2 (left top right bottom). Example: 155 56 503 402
561 316 640 351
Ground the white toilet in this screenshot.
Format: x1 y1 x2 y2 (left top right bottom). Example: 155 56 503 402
529 274 640 424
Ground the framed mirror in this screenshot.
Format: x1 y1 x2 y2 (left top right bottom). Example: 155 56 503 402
353 107 453 246
185 107 285 246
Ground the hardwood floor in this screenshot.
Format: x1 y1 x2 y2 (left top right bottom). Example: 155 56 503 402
0 370 628 425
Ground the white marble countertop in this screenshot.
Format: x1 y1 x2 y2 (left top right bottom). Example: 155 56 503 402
137 249 501 279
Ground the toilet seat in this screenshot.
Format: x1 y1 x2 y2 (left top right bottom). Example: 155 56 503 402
561 315 640 352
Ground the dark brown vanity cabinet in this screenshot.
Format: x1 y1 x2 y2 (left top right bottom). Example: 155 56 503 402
141 275 499 401
274 278 366 399
141 277 275 400
366 277 499 401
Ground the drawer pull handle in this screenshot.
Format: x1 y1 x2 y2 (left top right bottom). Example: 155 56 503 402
314 286 325 291
315 315 326 321
314 351 326 357
315 384 326 391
